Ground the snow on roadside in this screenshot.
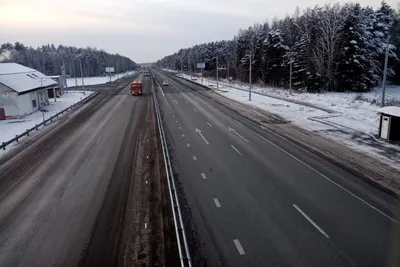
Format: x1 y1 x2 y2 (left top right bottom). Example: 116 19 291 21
66 71 136 87
172 71 400 167
0 91 92 145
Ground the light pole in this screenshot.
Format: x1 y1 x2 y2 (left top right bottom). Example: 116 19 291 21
216 56 219 89
381 36 390 107
79 59 85 95
249 51 252 101
289 60 293 91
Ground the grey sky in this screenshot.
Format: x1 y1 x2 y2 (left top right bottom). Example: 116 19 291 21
0 0 398 63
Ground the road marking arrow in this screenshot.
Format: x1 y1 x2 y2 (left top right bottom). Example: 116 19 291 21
195 128 209 145
228 127 249 143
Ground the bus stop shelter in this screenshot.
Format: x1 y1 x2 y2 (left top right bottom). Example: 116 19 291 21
378 106 400 141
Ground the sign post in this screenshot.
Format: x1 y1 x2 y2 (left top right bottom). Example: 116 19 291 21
105 67 115 82
196 63 205 84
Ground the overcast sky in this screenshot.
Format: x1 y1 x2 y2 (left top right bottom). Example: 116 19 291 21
0 0 398 63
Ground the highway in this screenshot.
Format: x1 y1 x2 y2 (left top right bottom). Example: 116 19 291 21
152 69 399 267
0 74 177 267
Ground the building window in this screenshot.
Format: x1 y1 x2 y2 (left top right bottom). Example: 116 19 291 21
32 99 37 108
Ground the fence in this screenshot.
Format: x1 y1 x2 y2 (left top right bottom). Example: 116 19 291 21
1 92 99 151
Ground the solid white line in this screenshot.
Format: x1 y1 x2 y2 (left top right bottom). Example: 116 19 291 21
174 100 179 104
201 173 207 179
193 156 197 160
96 134 103 144
213 198 221 208
186 143 191 147
182 134 185 137
207 122 213 128
230 145 242 156
293 204 329 238
193 108 197 112
248 127 399 224
155 79 169 106
233 239 246 255
234 119 244 127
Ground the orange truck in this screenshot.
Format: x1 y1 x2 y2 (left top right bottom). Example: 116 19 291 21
130 81 143 96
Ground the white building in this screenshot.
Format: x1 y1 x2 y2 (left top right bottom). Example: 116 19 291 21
0 63 57 119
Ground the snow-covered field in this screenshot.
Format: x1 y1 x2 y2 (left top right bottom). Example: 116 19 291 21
0 91 92 155
170 70 400 166
66 70 136 87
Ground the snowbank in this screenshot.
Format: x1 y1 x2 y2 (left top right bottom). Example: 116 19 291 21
173 71 400 167
66 70 136 87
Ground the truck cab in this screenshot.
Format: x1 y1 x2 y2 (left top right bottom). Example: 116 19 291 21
130 81 143 96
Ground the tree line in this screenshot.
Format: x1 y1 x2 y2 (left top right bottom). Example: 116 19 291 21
156 2 400 92
0 42 139 77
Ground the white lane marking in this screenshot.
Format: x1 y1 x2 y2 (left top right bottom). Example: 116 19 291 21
230 145 242 156
201 173 207 179
117 106 121 111
179 94 182 97
146 180 148 184
248 127 399 224
293 204 329 238
145 223 147 229
260 125 266 130
174 100 179 104
182 134 185 137
193 156 197 160
228 127 249 143
207 122 213 128
96 134 103 144
213 198 221 208
175 120 178 123
233 239 246 255
110 116 115 122
186 143 191 147
68 175 77 188
195 128 209 145
173 115 175 118
178 126 181 130
193 108 197 112
185 101 188 104
234 119 244 127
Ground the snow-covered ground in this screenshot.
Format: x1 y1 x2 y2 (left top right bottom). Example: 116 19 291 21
169 70 400 167
0 91 92 156
66 70 136 87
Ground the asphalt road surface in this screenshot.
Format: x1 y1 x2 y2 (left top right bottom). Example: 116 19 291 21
0 74 177 266
152 69 399 267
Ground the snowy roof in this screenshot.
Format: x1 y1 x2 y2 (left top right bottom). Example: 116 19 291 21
0 63 57 94
377 106 400 117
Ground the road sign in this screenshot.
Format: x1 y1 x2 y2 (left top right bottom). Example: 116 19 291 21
105 67 115 73
228 76 233 82
196 63 205 69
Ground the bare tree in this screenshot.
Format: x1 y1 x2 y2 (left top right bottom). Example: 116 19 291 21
312 4 344 90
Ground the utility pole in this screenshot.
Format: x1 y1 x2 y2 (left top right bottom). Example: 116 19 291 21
249 51 252 101
216 56 219 89
181 58 183 76
381 36 390 107
289 61 293 91
80 59 85 95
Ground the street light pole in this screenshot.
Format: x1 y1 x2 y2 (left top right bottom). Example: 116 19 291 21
381 36 390 107
249 51 252 101
289 61 293 91
79 59 85 95
216 56 219 89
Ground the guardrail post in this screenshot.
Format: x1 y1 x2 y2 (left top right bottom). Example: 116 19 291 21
2 142 5 150
15 135 18 142
35 124 39 130
26 129 29 136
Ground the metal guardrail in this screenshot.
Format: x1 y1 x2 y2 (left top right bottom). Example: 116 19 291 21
152 73 192 267
1 92 100 151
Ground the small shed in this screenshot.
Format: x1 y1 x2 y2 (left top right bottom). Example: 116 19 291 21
378 106 400 141
0 63 57 119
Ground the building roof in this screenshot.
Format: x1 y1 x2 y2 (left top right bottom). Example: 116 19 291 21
0 63 57 94
377 106 400 117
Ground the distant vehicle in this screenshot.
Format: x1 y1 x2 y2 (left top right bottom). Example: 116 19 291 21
131 80 143 96
162 80 169 86
144 72 150 76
